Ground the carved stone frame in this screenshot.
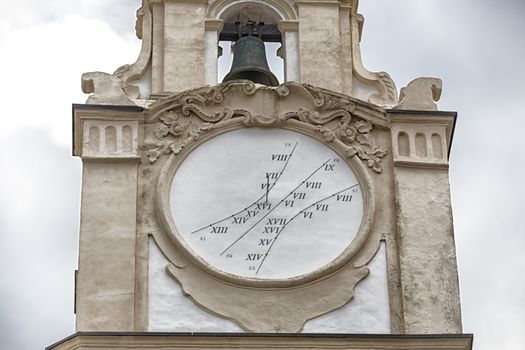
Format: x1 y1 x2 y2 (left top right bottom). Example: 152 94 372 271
156 121 374 287
146 81 387 332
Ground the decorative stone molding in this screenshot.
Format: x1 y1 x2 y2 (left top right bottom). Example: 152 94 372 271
165 259 369 332
294 0 341 6
388 111 456 169
82 2 153 103
146 81 388 173
72 105 145 160
81 72 136 106
206 0 298 22
165 0 208 3
204 19 224 31
277 20 299 33
391 125 447 167
351 14 399 107
47 333 474 350
82 121 140 158
112 3 152 96
395 77 442 111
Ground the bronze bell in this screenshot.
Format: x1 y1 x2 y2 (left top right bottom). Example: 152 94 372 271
223 36 279 86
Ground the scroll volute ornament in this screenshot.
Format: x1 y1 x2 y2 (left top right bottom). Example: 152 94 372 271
146 82 388 173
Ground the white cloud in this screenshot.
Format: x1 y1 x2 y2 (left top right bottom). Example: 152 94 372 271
0 128 81 349
0 0 523 349
0 2 142 348
359 1 525 349
0 0 139 37
0 14 140 146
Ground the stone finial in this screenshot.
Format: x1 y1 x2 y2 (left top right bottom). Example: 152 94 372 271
81 72 136 106
394 77 442 111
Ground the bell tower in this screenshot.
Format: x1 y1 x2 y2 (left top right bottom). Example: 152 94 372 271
47 0 473 349
81 0 398 105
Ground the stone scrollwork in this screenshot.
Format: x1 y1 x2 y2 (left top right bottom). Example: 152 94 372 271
319 117 387 173
146 81 387 173
147 116 219 163
351 14 399 107
303 84 356 112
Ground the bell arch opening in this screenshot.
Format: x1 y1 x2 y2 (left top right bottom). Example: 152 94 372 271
205 0 298 86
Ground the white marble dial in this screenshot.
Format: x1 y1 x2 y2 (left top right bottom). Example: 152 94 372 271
170 128 364 279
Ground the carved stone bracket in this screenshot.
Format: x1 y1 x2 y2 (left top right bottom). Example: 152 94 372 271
82 2 152 104
394 77 443 111
81 72 136 105
146 81 388 173
112 3 152 97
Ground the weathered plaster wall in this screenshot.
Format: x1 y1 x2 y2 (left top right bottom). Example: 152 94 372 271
297 3 342 92
302 242 391 333
148 237 244 332
76 161 139 331
163 1 207 92
394 167 462 333
148 239 391 333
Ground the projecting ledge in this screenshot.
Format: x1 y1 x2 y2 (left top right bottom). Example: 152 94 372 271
47 332 473 350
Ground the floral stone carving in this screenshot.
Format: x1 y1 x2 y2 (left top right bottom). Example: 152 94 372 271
146 81 387 173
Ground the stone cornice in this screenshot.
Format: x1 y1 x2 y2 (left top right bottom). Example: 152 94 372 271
277 20 299 33
72 104 145 158
295 0 341 7
47 333 474 350
388 109 457 158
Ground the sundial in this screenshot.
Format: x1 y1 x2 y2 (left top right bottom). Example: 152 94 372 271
170 128 364 279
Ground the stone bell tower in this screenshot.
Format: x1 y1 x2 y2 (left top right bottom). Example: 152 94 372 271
47 0 473 349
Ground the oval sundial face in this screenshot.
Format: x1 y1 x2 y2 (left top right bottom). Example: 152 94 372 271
170 128 364 280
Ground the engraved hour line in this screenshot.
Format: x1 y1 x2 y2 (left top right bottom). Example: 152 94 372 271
188 142 298 234
255 183 360 274
265 173 270 203
219 159 332 256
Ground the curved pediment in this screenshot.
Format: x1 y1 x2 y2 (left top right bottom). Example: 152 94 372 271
145 81 389 173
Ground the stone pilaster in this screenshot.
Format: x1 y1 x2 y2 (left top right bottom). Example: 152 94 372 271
204 19 223 86
73 105 144 331
278 20 300 83
150 0 165 94
388 110 462 333
296 0 342 92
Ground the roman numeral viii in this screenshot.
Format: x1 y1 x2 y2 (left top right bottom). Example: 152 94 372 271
306 181 322 189
336 195 352 202
271 154 289 161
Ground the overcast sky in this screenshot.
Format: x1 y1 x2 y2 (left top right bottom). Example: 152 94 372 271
0 1 523 349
